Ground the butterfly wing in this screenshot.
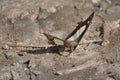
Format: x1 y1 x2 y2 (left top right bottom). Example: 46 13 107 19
65 12 95 50
43 12 94 53
43 33 65 46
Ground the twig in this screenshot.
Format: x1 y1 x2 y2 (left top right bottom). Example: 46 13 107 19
96 15 110 46
55 60 101 76
79 39 102 44
7 44 47 49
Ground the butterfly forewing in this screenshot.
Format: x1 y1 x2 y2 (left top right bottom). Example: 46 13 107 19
68 25 86 41
65 12 95 50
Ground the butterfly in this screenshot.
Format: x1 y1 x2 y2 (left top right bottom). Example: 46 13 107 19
43 12 95 55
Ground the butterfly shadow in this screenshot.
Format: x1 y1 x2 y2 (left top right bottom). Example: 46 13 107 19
21 46 64 55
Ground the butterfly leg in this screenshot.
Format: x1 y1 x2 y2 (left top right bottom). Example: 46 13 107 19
62 47 74 57
57 46 72 57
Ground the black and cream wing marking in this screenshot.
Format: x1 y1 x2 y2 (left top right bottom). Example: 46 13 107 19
65 12 95 50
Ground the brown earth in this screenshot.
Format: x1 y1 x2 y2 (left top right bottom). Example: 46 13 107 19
0 0 120 80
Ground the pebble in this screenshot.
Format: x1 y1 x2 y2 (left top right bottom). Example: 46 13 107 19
28 60 37 68
44 20 55 32
40 57 55 69
106 77 115 80
2 44 10 50
69 50 100 63
0 71 11 80
33 70 43 75
106 5 120 14
10 65 29 80
20 11 29 20
11 71 20 80
38 10 50 19
99 0 111 10
72 77 79 80
47 7 57 13
59 51 71 57
92 0 111 10
11 70 28 80
4 51 16 59
85 44 100 50
17 56 29 64
32 70 48 80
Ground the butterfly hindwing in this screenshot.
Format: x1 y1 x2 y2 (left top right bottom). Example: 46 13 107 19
43 33 65 46
53 38 64 45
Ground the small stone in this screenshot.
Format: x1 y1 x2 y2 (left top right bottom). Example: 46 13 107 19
99 0 111 10
69 50 99 63
83 50 99 59
24 68 30 74
4 51 16 59
47 7 56 13
92 0 111 10
38 9 50 19
115 73 120 80
33 70 43 75
20 11 29 20
10 69 28 80
96 64 112 75
92 0 101 4
106 77 115 80
12 63 23 68
18 56 29 64
11 71 20 80
40 58 55 69
59 51 71 57
28 60 37 68
72 77 79 80
2 44 10 50
17 53 24 56
44 20 55 32
0 71 11 80
85 44 100 50
36 72 55 80
106 5 120 14
33 70 52 80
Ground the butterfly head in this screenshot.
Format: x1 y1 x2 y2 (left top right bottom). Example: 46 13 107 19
43 33 55 44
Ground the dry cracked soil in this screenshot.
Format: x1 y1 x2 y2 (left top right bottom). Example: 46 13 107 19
0 0 120 80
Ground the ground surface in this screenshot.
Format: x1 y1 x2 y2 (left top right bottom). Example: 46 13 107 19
0 0 120 80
